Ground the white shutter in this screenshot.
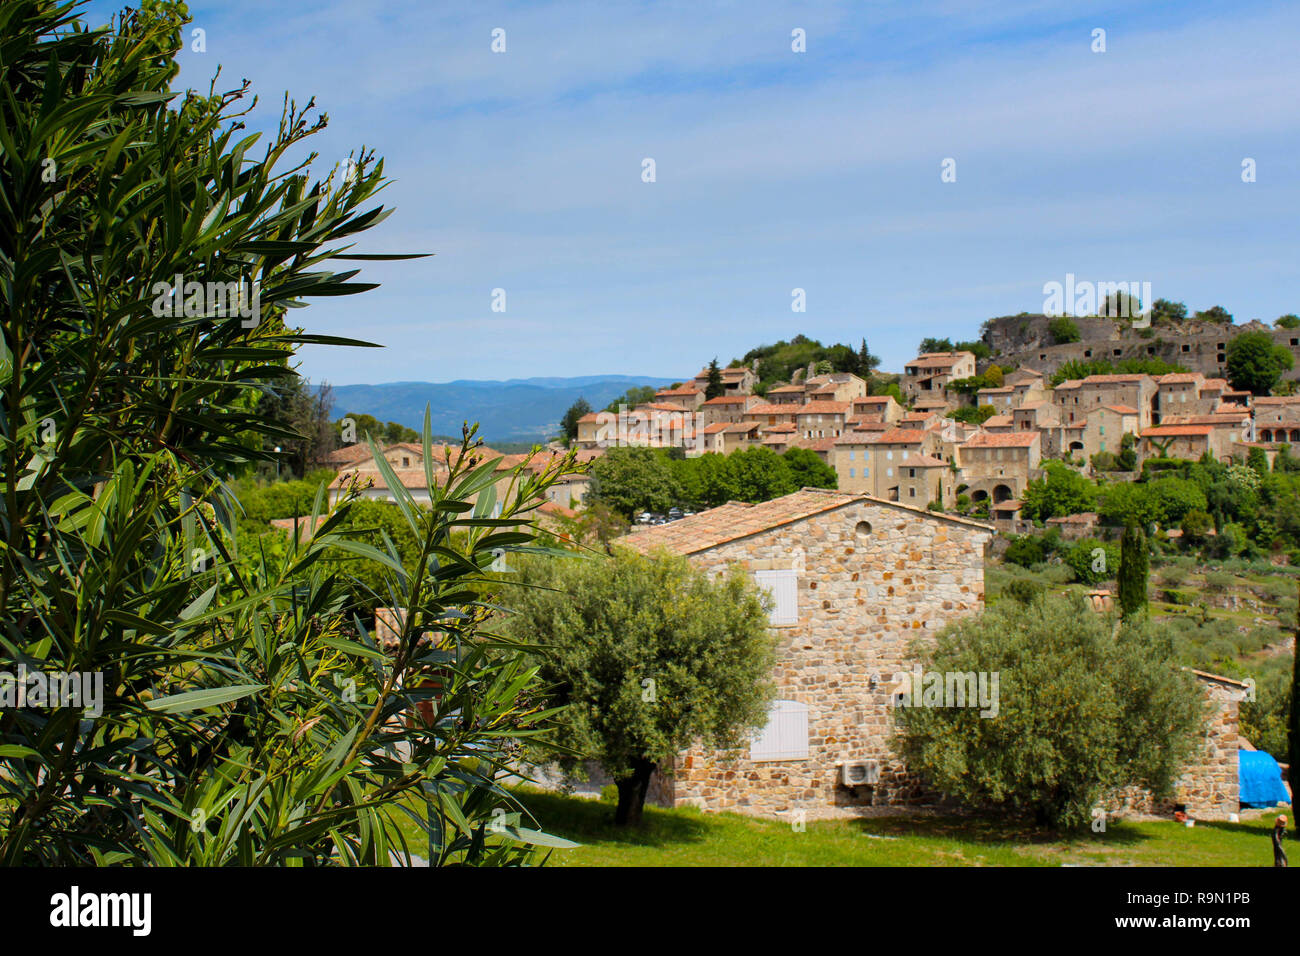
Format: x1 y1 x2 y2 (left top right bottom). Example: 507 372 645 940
750 700 810 762
753 569 798 626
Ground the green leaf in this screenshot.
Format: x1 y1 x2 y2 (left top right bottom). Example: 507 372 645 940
145 684 267 714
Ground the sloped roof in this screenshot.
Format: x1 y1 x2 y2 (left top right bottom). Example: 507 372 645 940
619 487 992 555
906 352 972 369
963 431 1039 448
1140 425 1212 437
899 454 946 467
796 400 851 415
1080 374 1152 385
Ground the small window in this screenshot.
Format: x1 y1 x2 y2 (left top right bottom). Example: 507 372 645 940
402 457 411 467
908 487 916 498
753 569 798 626
750 700 810 762
849 467 856 478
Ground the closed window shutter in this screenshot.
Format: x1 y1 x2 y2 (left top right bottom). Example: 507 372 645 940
754 569 798 626
750 700 810 761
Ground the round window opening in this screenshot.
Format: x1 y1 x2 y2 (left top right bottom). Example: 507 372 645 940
855 520 872 536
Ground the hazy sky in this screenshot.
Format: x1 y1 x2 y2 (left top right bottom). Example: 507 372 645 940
88 1 1300 384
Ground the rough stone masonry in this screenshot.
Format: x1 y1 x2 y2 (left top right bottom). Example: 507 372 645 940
623 488 993 816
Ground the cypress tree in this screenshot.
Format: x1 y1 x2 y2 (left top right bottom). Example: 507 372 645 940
1117 521 1149 618
705 358 725 399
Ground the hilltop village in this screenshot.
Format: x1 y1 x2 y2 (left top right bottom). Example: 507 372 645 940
319 312 1300 537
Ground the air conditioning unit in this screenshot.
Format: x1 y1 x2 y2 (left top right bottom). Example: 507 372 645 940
840 759 880 787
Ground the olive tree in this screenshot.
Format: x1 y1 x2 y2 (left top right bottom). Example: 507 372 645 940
501 549 777 824
894 594 1202 829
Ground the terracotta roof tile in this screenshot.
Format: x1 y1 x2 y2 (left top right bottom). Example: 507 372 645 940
619 488 990 555
963 431 1040 447
796 400 851 415
1141 425 1213 437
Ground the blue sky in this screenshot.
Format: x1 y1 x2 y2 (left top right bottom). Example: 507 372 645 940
87 1 1300 385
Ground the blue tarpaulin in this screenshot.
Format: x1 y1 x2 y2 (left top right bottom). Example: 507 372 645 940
1238 750 1290 808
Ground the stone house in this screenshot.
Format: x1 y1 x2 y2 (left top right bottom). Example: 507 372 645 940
1254 396 1300 444
1011 400 1058 436
803 372 868 403
1162 411 1253 458
765 383 808 405
653 384 704 412
911 395 955 416
902 351 976 404
976 385 1015 413
1044 511 1100 540
698 394 759 427
700 421 761 454
758 423 799 453
850 395 905 424
1154 372 1214 423
1004 366 1046 389
795 400 851 440
743 403 800 431
835 427 940 502
1139 424 1212 462
694 365 756 396
1053 374 1158 430
956 431 1041 505
621 488 993 815
1080 404 1140 462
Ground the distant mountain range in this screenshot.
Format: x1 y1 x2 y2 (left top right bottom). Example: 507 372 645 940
326 376 679 445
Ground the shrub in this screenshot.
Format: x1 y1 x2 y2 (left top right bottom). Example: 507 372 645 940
1048 316 1081 344
1065 538 1120 585
0 4 578 866
894 595 1202 828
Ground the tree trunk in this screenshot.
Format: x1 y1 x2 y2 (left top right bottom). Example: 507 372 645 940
613 757 656 826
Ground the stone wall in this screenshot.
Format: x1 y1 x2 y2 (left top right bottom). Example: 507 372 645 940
981 315 1300 385
1106 673 1247 821
656 500 992 817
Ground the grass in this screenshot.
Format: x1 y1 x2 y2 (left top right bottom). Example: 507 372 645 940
399 787 1291 867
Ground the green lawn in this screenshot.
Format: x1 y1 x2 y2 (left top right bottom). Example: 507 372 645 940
478 789 1290 867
